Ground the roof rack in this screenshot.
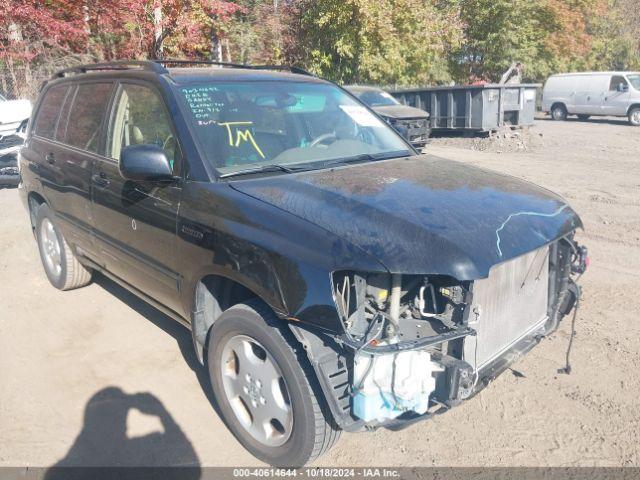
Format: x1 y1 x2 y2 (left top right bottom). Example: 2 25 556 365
154 59 313 76
52 59 314 79
250 64 313 76
154 59 248 69
53 61 167 78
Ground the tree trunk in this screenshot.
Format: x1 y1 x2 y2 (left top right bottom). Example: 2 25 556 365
211 30 223 62
153 3 163 59
224 38 231 63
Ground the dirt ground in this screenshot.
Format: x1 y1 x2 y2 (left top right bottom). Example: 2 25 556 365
1 116 639 468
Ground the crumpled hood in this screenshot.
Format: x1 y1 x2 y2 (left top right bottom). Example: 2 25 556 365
231 155 582 279
373 104 429 120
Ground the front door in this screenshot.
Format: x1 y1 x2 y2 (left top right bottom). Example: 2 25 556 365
91 81 183 312
602 75 631 116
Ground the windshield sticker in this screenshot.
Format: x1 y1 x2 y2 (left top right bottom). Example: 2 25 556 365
218 121 266 159
339 105 384 127
287 94 327 113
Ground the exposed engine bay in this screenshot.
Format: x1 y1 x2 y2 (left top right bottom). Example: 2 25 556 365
326 236 588 427
332 269 477 424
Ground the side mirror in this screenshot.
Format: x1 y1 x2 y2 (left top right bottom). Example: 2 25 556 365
120 144 173 182
617 82 629 92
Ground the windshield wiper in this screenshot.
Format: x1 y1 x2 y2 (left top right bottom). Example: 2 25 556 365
219 150 413 178
321 150 412 168
218 164 305 179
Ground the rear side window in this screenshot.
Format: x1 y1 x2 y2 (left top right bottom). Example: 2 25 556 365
34 85 69 139
64 83 113 153
55 86 76 142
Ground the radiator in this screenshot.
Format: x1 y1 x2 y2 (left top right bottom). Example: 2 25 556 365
464 246 549 369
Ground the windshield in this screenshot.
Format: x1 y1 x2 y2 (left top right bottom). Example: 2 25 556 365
627 74 640 90
354 89 400 107
177 81 410 176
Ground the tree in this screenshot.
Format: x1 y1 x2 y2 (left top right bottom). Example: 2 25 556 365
449 0 612 83
286 0 463 85
0 0 91 98
449 0 555 82
224 0 287 64
0 0 88 62
587 0 640 71
82 0 242 60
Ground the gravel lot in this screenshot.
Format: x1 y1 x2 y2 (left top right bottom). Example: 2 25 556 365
1 116 639 468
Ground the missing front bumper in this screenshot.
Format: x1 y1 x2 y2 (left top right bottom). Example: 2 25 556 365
380 331 543 432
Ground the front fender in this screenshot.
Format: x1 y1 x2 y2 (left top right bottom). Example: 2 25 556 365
177 181 387 333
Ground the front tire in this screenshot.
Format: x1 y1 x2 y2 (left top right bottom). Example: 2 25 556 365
629 107 640 126
551 104 567 121
207 300 340 466
35 204 92 290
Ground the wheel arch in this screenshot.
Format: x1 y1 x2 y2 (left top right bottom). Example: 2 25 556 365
190 272 288 364
551 102 567 112
627 103 640 115
27 191 47 232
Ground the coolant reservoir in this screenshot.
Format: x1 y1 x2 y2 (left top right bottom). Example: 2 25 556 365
352 349 442 423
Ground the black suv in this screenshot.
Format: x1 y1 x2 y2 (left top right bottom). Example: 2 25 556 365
20 60 587 467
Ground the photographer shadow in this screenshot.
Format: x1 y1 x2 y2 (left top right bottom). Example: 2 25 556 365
44 387 201 479
90 273 226 425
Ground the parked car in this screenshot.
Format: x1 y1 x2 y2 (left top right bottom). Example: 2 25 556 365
346 85 430 147
0 93 32 136
20 61 587 467
0 119 27 188
542 71 640 125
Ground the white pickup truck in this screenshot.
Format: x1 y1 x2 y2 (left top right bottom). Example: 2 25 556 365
0 94 32 136
0 94 31 187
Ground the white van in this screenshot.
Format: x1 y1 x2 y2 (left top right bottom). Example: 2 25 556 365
542 72 640 126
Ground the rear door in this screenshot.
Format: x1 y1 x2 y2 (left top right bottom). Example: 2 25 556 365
91 81 183 312
30 84 71 212
29 81 114 254
602 75 630 116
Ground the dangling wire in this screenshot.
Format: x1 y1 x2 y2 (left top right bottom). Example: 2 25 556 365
558 286 581 375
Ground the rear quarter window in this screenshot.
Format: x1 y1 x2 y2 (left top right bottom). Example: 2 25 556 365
34 85 69 140
64 83 113 154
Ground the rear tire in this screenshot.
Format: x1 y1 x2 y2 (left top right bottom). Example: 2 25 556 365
551 104 567 121
206 300 341 467
35 204 92 290
629 107 640 126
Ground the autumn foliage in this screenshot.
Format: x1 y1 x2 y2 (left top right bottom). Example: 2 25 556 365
1 0 638 97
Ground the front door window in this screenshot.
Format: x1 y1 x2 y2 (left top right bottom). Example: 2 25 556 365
107 84 180 175
609 76 628 92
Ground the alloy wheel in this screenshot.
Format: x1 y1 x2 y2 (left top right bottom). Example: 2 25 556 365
220 335 293 447
40 218 62 278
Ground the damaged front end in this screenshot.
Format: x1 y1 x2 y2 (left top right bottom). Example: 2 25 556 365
290 235 587 432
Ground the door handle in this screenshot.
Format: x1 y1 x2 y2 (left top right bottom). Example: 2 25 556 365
45 152 55 164
91 172 110 187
